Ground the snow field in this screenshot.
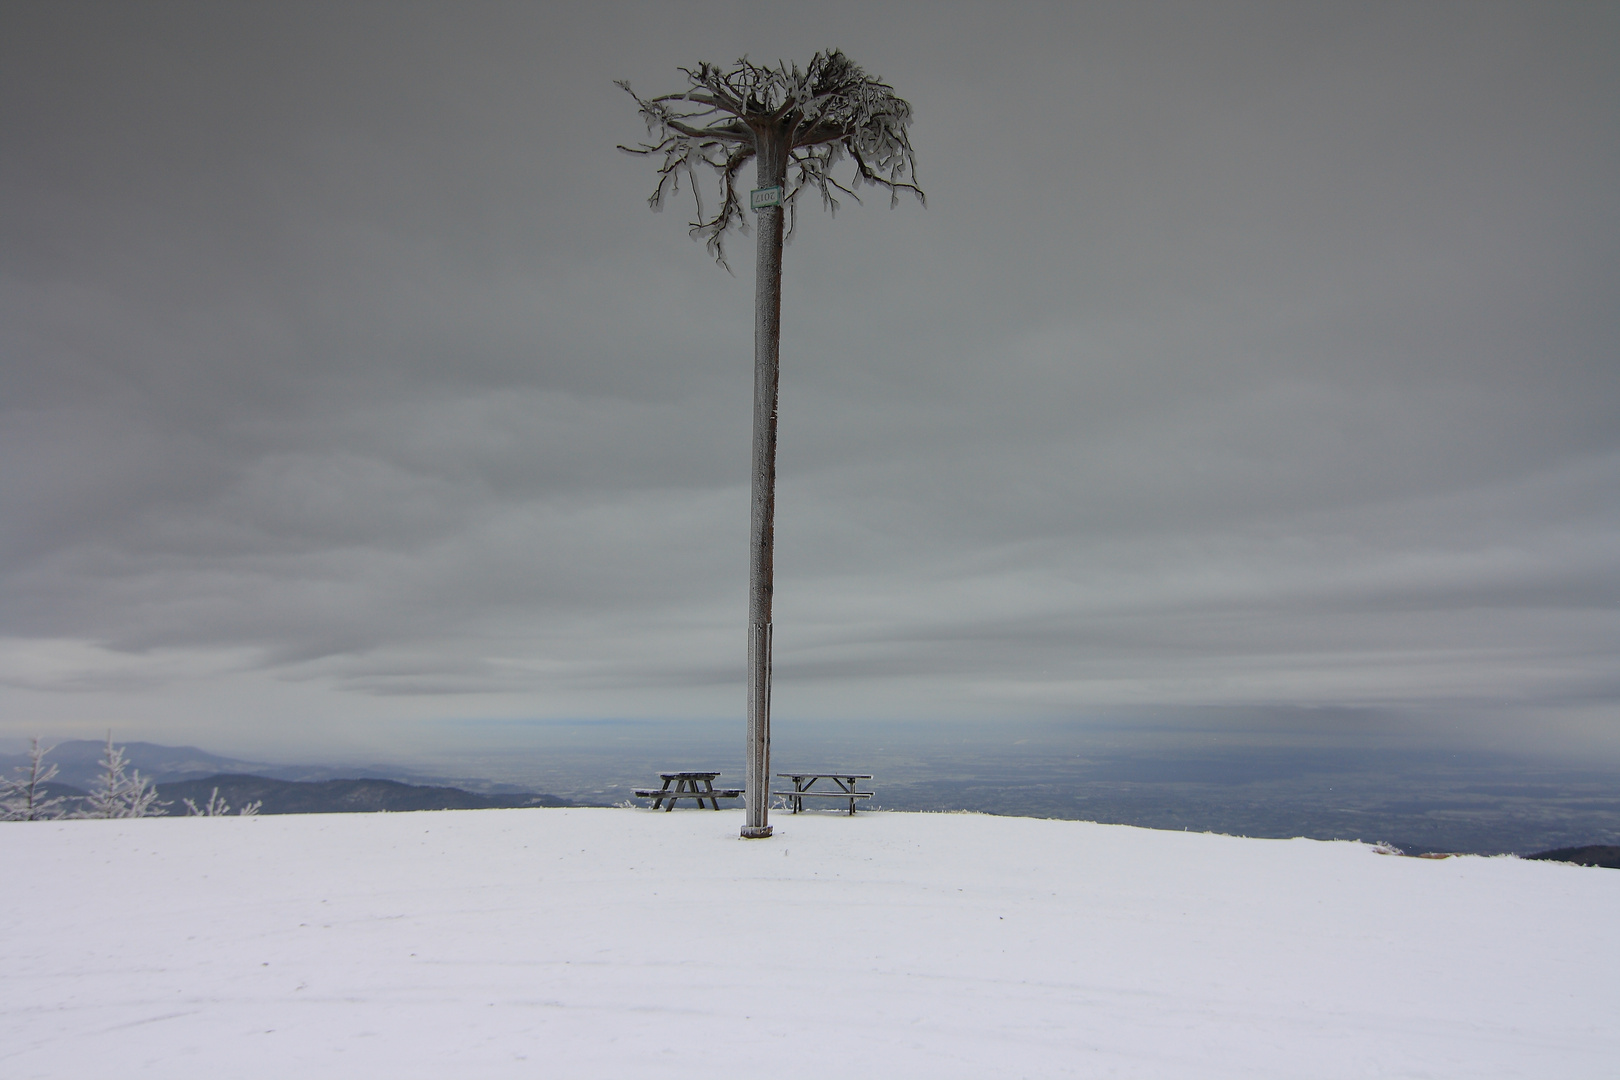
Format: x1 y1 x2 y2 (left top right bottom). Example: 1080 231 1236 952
3 807 1616 1078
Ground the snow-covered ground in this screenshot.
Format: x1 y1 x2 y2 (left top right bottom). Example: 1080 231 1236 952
3 808 1616 1078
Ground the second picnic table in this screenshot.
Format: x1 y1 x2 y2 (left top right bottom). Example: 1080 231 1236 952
773 773 874 815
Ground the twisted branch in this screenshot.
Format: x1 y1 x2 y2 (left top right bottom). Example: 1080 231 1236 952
618 50 924 267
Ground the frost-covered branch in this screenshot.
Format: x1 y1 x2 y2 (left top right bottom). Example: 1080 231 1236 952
0 736 67 821
183 787 262 817
618 50 924 265
79 736 169 819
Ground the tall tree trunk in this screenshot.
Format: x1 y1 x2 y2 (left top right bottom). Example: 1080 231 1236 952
742 135 786 839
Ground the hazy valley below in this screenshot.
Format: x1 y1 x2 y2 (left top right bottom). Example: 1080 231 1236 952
9 723 1617 856
400 719 1620 857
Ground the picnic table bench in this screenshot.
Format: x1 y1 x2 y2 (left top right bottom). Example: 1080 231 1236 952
634 772 742 811
773 773 873 815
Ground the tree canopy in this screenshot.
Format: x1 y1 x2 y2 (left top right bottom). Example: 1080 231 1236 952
618 50 923 265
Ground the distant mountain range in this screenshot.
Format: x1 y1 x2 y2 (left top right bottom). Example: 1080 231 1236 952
1 739 470 788
2 739 590 815
149 774 576 814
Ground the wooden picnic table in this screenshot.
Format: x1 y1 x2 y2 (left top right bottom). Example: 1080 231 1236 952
633 772 742 811
773 772 874 815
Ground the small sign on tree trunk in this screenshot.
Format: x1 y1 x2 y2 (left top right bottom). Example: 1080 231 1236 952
750 185 783 210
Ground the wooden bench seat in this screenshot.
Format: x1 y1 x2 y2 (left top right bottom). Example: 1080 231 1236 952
634 788 743 800
634 777 743 811
772 789 873 815
771 789 874 800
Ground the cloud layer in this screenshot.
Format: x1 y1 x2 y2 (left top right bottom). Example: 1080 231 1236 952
2 1 1615 757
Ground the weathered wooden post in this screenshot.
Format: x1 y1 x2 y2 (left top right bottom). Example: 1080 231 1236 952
743 136 786 838
618 53 922 839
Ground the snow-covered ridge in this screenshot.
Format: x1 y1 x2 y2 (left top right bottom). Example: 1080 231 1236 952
4 808 1616 1078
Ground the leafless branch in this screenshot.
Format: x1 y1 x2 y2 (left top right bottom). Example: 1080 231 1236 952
618 50 923 265
0 736 66 821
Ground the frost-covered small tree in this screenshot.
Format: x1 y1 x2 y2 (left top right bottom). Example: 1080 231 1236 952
620 51 922 839
183 787 261 817
80 736 168 819
617 50 922 265
0 736 67 821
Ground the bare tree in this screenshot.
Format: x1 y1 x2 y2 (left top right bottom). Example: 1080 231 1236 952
80 736 169 819
620 51 922 839
0 736 67 821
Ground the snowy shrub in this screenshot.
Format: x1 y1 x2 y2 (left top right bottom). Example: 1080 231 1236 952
1 736 67 821
182 787 261 817
79 737 169 819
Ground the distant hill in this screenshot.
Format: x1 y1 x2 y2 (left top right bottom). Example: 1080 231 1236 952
1525 845 1620 870
158 774 578 814
0 740 265 789
0 739 588 814
38 774 579 815
0 739 538 793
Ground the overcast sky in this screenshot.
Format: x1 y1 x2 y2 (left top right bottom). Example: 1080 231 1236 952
2 1 1615 762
